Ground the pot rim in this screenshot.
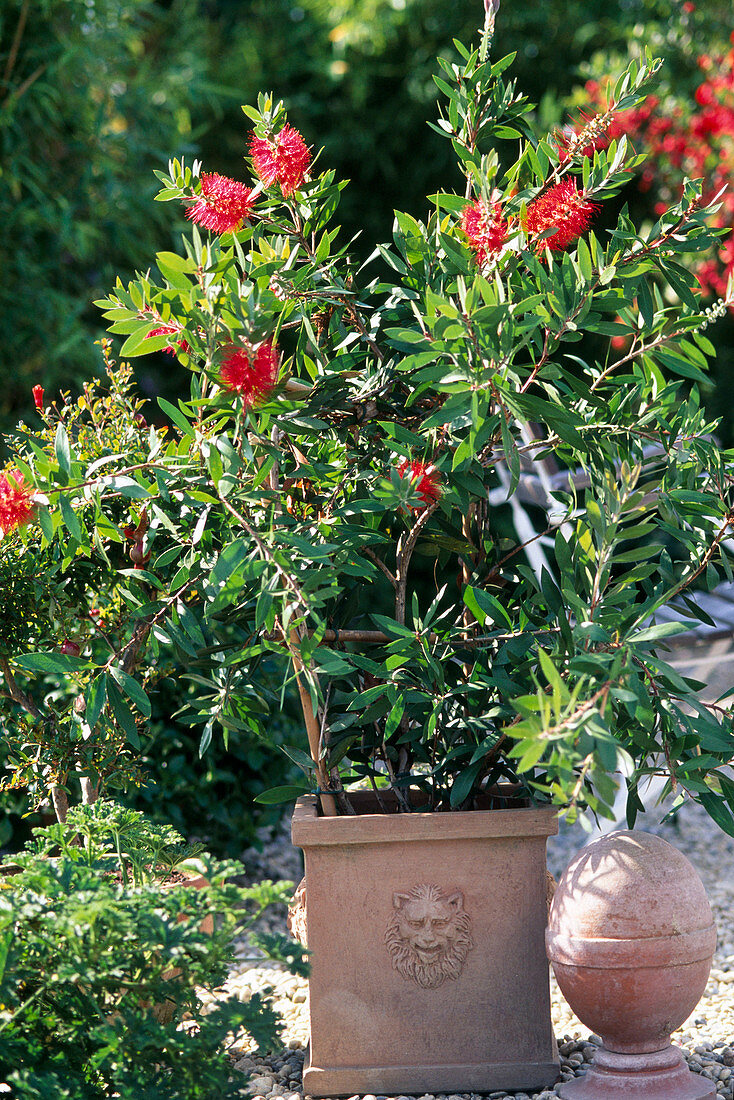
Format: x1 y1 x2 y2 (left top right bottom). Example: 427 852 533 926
292 792 558 846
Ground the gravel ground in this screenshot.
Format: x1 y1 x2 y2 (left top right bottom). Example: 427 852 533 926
206 797 734 1100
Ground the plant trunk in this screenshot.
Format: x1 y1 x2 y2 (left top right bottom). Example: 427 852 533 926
51 784 69 824
80 776 99 805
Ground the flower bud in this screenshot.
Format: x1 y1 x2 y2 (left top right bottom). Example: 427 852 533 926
129 543 146 564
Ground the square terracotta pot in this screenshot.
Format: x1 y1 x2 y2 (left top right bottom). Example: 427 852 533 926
291 793 560 1097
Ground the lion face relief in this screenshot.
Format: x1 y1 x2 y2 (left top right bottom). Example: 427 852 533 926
384 883 474 988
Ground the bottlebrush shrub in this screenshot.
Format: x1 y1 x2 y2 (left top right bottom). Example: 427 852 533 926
5 11 734 833
0 806 305 1099
582 31 734 304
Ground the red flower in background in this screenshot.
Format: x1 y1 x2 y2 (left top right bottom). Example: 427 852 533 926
460 198 508 265
0 469 35 534
219 341 280 408
250 125 311 197
146 324 190 356
185 172 255 235
397 459 442 510
526 179 598 252
32 385 44 410
584 40 734 304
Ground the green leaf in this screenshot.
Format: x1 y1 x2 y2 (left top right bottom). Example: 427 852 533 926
37 507 54 543
513 738 547 773
315 649 353 676
576 239 593 281
0 926 11 986
428 192 470 214
156 250 195 291
449 760 484 807
208 538 250 587
699 792 734 838
59 496 83 543
105 476 151 500
463 587 512 627
254 784 312 805
158 397 194 437
629 622 691 644
109 667 151 718
199 719 214 756
281 745 318 772
54 424 72 476
654 348 708 384
439 232 472 274
370 614 415 639
85 674 107 731
106 679 141 749
14 652 90 674
120 324 166 358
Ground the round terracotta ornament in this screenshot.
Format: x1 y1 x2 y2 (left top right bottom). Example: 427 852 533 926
546 829 717 1099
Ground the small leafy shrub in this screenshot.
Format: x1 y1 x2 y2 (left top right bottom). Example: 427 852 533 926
0 804 305 1098
0 355 301 841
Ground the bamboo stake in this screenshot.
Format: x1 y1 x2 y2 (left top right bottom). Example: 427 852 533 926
269 626 560 646
288 630 338 817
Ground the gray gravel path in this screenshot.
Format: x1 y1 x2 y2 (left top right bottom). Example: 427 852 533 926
202 794 734 1100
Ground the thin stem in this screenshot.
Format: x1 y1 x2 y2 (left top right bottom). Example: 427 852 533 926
364 546 397 588
44 461 190 496
631 512 734 628
2 0 29 87
217 491 310 615
483 518 566 582
395 501 440 625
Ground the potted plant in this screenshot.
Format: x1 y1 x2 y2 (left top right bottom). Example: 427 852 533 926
3 0 734 1093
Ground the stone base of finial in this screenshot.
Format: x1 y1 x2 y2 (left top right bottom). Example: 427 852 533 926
558 1044 716 1100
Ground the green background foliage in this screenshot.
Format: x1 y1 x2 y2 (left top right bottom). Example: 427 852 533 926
3 0 732 437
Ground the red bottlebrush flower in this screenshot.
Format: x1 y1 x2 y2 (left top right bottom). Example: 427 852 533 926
397 458 441 510
60 639 81 657
460 199 508 265
250 125 311 197
32 385 44 410
526 178 598 252
219 341 280 408
146 324 190 356
185 172 255 235
0 469 35 534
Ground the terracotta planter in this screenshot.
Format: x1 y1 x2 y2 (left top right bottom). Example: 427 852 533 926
546 830 717 1099
291 792 559 1097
